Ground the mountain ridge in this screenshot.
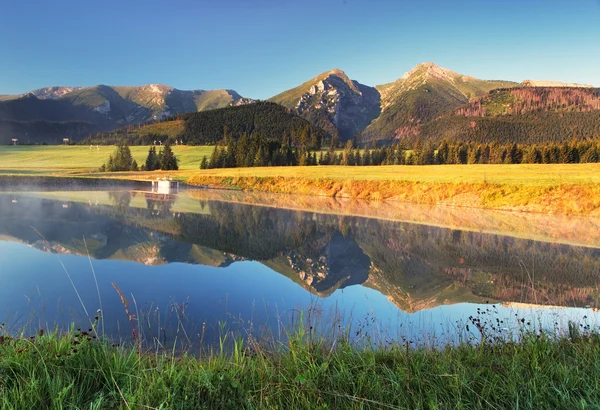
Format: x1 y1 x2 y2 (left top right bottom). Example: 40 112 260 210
0 84 249 143
1 62 598 144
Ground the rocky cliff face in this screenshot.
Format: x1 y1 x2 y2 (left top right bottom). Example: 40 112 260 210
269 69 381 140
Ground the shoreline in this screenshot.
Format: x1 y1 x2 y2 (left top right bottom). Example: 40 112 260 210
1 325 600 408
3 165 600 216
187 174 600 216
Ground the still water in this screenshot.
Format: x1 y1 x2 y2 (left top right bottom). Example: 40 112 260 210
1 188 599 348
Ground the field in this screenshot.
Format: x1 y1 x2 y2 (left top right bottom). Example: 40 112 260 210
0 145 212 175
2 145 600 184
2 146 600 215
189 163 600 186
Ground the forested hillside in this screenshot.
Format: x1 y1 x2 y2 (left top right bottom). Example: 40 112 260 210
359 63 519 143
84 102 331 147
411 87 600 146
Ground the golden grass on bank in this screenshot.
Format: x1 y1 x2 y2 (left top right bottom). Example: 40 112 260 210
187 171 600 216
189 164 600 186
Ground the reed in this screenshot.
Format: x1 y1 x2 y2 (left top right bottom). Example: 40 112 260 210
1 316 600 409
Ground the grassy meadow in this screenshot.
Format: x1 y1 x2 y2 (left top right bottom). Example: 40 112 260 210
0 145 213 175
2 145 600 185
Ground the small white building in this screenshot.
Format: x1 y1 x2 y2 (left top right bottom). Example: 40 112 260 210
11 138 18 145
151 178 179 195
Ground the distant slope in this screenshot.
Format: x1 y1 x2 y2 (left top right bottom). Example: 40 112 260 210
268 69 381 141
3 63 597 146
522 80 593 88
361 63 519 143
416 87 600 145
85 101 330 145
0 85 247 143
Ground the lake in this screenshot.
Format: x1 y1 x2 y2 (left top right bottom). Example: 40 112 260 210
1 187 599 350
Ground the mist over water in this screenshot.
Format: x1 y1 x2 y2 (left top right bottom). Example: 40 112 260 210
1 188 599 348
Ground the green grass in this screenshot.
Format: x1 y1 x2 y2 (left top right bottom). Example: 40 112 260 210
2 322 600 409
0 145 214 174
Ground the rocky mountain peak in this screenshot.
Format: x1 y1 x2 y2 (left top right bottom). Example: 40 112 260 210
31 86 82 100
142 84 174 95
401 62 458 83
21 92 38 100
327 68 346 76
268 69 381 140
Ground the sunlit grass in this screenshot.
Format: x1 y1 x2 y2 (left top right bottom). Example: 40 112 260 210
189 163 600 186
0 145 214 173
2 319 600 409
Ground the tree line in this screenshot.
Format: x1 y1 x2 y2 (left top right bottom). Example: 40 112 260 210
201 138 600 169
100 141 179 172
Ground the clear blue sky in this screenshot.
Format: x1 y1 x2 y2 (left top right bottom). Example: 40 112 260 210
1 0 599 99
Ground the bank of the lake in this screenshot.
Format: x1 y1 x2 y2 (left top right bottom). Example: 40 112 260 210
1 326 599 409
3 150 600 215
187 165 600 215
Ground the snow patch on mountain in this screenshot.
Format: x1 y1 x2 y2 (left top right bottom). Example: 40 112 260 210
93 101 111 114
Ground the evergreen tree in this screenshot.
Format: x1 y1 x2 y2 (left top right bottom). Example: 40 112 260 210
582 147 599 163
508 143 522 164
362 150 372 166
468 145 482 164
420 142 436 165
342 140 354 165
200 156 208 169
437 140 450 164
103 140 137 172
160 141 179 170
144 146 160 171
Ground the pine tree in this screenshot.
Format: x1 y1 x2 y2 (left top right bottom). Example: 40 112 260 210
437 140 449 164
103 141 137 172
160 141 179 170
144 146 160 171
200 156 208 169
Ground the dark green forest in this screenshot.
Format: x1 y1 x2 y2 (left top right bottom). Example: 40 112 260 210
203 137 600 169
83 102 331 147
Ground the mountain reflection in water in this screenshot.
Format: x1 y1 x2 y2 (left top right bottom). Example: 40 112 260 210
1 189 599 346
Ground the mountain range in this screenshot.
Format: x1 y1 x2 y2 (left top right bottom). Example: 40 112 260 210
0 85 248 144
0 62 597 144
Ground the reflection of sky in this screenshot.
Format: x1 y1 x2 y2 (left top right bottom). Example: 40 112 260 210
2 241 598 347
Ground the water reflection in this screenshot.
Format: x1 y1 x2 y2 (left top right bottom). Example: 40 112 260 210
1 189 599 347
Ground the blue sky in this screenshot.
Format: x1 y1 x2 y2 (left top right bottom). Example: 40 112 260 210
1 0 599 99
